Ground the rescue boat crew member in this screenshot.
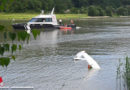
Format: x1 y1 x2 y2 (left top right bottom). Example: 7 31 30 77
59 19 62 25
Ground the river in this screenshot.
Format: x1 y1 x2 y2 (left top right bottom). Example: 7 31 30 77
0 17 130 90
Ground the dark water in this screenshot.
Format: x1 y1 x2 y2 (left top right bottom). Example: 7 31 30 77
0 17 130 90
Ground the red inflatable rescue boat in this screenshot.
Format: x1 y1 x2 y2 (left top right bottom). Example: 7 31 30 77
59 26 72 30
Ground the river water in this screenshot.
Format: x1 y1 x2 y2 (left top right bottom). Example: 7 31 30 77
0 17 130 90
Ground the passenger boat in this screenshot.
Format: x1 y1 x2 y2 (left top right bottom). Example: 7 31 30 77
12 8 76 30
12 8 58 30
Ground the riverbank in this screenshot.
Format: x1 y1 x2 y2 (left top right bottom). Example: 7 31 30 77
0 13 89 20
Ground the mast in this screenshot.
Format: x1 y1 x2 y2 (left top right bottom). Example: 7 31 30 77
51 8 55 15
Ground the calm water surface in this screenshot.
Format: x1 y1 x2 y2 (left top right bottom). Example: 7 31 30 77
0 17 130 90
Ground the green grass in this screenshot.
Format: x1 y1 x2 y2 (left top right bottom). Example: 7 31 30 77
116 57 130 90
0 13 88 20
0 13 38 20
56 14 88 19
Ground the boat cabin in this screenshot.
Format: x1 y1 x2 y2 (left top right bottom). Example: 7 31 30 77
12 8 59 29
27 8 58 28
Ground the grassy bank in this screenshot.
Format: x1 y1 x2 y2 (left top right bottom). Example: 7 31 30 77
117 57 130 90
0 13 88 20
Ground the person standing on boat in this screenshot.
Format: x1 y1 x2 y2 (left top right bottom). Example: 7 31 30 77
59 19 62 25
70 19 74 24
70 19 76 28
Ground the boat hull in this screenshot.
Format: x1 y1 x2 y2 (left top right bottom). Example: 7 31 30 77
12 23 58 30
59 26 72 30
12 23 26 30
12 23 76 30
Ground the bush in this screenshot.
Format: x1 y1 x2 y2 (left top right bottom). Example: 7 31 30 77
88 6 106 16
126 6 130 15
80 7 87 14
105 7 113 16
116 7 128 16
88 6 99 16
70 7 79 14
97 7 106 16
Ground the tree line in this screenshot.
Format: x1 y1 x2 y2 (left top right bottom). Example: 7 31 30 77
0 0 130 16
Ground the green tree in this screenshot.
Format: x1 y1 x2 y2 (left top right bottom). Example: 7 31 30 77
41 0 54 12
105 7 113 16
88 6 99 16
97 6 106 16
72 0 88 8
116 7 128 16
121 0 130 6
9 0 25 12
0 0 130 15
70 7 79 13
80 7 88 14
54 0 71 13
26 0 42 12
126 6 130 15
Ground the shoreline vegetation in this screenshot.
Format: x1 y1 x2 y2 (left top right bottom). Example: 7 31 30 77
1 0 130 20
0 13 130 20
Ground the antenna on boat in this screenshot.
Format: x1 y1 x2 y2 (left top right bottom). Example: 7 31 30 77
51 8 55 15
41 10 44 15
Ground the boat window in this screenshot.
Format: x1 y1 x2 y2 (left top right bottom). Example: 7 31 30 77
29 18 52 22
37 18 45 22
29 18 45 22
29 18 38 22
45 18 52 22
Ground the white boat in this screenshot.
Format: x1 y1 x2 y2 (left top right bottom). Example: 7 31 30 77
12 8 76 30
12 8 59 29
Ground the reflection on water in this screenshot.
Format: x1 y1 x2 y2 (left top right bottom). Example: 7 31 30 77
59 29 74 35
0 17 130 90
31 30 58 47
84 69 100 80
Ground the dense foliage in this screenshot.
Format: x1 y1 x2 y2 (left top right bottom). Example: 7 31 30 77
0 0 130 16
